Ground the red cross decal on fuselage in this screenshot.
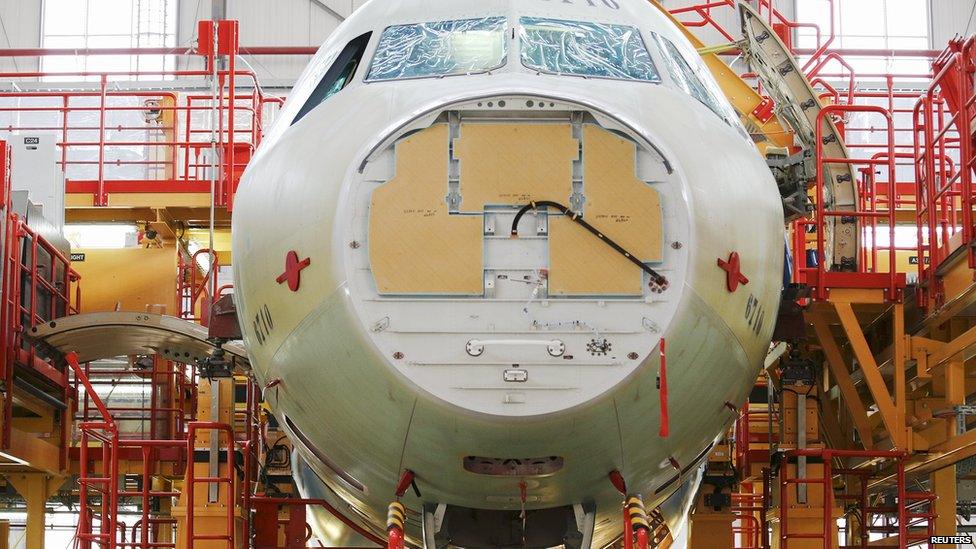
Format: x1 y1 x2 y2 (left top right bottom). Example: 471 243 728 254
717 252 749 293
276 251 311 292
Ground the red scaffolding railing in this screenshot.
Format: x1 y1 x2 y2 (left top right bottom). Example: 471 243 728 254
733 491 766 549
0 140 82 466
69 352 384 549
914 37 976 310
0 81 278 208
793 104 907 301
668 0 827 60
178 247 221 324
0 20 282 209
73 358 198 442
777 449 933 548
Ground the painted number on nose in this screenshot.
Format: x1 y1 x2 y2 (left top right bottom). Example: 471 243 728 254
745 294 767 338
538 0 621 9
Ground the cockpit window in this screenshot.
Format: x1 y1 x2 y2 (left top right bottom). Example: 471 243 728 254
292 32 372 125
519 18 660 83
651 33 740 128
366 17 508 82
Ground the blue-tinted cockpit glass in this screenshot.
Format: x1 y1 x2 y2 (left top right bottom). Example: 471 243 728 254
366 17 508 82
519 17 660 83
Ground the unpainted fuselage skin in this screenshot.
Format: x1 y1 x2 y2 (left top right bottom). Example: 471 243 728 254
232 0 784 546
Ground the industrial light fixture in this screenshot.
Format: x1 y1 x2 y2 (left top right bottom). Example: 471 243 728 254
0 451 30 466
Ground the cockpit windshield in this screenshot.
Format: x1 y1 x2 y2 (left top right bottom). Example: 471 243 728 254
650 32 746 135
366 17 508 82
519 17 660 83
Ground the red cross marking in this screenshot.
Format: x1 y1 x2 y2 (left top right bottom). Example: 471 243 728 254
276 251 311 292
717 252 749 293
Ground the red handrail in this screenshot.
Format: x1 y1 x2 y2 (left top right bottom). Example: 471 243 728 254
0 58 282 207
914 38 976 310
185 422 237 549
794 104 903 302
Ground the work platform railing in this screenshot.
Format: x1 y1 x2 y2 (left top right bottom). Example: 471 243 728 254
0 77 278 209
669 0 828 62
68 347 386 549
669 0 929 304
0 20 283 209
0 139 81 467
793 104 908 302
73 358 198 442
177 246 229 325
914 36 976 311
776 449 934 548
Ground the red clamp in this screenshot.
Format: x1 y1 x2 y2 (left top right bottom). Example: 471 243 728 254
608 470 628 495
718 252 750 293
658 338 669 438
751 96 776 124
394 470 415 498
276 251 311 292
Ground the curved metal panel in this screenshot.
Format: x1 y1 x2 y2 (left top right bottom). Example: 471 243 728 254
27 312 248 367
740 3 858 270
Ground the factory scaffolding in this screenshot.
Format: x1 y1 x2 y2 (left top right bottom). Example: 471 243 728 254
669 0 966 547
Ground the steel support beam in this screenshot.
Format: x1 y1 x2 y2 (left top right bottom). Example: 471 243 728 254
920 322 976 373
6 474 64 549
812 316 875 448
931 359 964 536
834 302 907 449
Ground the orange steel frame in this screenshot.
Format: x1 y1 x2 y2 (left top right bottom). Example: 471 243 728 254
669 3 964 549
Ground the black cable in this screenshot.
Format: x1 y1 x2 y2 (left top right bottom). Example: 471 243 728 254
510 201 669 289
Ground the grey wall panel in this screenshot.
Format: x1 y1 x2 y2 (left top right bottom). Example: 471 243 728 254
0 0 42 73
174 0 349 85
930 0 976 49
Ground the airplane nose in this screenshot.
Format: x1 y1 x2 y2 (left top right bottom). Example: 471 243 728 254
343 94 686 416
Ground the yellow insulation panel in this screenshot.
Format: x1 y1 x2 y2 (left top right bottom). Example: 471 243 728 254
368 124 484 295
369 123 662 297
454 123 578 210
549 125 663 296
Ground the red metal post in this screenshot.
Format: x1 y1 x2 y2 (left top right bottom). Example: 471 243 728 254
658 338 669 438
897 459 907 546
622 504 634 549
635 527 649 549
97 75 108 206
185 421 236 549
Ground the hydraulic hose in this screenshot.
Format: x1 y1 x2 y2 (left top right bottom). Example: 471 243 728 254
510 201 669 289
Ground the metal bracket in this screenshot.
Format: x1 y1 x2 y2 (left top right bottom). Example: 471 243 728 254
932 405 976 434
466 339 565 358
935 405 976 434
